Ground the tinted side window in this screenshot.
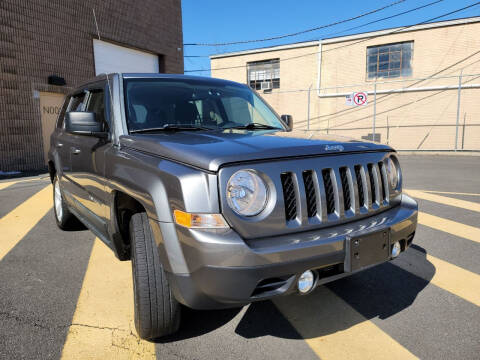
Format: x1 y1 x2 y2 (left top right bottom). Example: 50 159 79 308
69 93 87 112
86 90 106 125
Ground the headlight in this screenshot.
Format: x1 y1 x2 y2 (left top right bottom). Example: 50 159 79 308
387 156 400 190
226 170 268 216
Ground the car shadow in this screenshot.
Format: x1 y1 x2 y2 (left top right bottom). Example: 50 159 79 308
158 245 434 342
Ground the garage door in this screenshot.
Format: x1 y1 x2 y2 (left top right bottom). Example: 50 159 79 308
92 39 159 75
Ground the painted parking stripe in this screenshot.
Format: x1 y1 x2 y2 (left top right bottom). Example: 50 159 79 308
421 190 480 197
426 254 480 306
0 180 18 191
0 185 52 261
60 239 156 359
418 212 480 244
0 177 47 191
274 287 418 360
406 189 480 212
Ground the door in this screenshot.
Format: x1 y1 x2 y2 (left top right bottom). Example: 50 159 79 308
39 92 65 165
69 85 111 238
92 39 159 75
53 93 87 203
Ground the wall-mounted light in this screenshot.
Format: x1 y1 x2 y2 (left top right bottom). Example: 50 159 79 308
48 75 66 86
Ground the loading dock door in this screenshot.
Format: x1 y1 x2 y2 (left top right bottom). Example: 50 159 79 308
92 39 159 75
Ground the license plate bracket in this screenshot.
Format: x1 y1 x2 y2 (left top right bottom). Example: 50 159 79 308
344 229 390 272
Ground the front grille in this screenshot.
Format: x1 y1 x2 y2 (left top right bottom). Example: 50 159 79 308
322 169 335 215
339 167 351 211
302 170 317 217
275 157 392 227
281 172 297 221
354 165 365 207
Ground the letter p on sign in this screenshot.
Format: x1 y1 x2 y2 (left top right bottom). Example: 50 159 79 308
353 92 368 106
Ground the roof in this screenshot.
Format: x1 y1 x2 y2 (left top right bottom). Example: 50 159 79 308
210 16 480 59
121 73 243 86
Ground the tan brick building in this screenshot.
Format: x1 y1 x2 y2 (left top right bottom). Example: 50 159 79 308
211 17 480 151
0 0 183 173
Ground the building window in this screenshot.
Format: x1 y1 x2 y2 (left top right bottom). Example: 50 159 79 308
367 41 413 79
247 59 280 90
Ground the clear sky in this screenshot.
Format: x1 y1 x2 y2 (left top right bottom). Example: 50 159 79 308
181 0 480 75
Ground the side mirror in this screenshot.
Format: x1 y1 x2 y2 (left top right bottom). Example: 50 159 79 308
281 114 293 132
65 112 108 138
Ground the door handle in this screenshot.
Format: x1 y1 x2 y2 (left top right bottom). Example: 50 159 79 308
71 147 81 155
56 143 63 148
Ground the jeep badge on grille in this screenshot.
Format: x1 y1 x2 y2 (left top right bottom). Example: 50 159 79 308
325 145 344 152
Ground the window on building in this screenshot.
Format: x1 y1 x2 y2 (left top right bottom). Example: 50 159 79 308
247 59 280 90
367 41 413 79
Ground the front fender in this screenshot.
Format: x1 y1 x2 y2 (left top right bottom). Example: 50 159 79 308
104 147 220 273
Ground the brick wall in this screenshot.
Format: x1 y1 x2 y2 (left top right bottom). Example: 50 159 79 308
0 0 183 172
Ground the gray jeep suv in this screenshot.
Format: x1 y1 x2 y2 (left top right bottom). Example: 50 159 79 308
48 73 418 340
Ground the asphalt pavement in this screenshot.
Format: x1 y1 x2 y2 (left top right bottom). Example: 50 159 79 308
0 155 479 360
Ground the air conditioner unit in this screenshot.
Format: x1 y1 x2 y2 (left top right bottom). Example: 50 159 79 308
261 81 272 90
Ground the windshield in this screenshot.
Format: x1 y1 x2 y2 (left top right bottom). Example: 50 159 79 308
123 78 286 132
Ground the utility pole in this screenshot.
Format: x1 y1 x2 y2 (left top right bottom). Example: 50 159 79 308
455 70 463 151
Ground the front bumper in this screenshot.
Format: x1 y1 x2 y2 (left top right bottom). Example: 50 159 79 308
162 194 418 309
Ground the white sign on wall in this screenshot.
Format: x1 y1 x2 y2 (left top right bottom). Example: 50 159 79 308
346 92 368 106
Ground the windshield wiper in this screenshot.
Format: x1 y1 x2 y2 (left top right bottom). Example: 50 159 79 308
225 122 283 131
130 124 212 133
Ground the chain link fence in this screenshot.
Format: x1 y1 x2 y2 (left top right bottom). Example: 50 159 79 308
265 72 480 151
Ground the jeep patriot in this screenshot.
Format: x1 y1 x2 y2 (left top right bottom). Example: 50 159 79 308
48 73 418 340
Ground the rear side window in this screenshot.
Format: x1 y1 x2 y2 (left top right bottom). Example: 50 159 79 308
69 93 87 112
86 90 106 125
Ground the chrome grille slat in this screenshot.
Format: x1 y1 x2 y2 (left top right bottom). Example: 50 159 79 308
378 160 390 204
363 164 373 209
340 167 351 212
280 172 297 221
373 163 384 206
354 165 365 208
302 170 317 218
349 165 360 214
322 169 336 215
316 170 329 222
367 163 378 206
332 168 345 218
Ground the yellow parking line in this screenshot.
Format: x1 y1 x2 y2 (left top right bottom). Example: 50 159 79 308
0 185 52 261
418 212 480 244
423 190 480 197
274 287 418 360
0 181 18 190
406 190 480 213
0 177 48 190
427 254 480 307
60 239 156 360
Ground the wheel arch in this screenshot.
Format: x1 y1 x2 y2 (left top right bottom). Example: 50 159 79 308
110 190 147 261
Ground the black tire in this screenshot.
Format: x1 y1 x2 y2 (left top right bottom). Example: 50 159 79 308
53 175 76 230
130 212 181 340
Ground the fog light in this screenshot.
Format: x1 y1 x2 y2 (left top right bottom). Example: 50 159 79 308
297 270 315 294
391 241 401 258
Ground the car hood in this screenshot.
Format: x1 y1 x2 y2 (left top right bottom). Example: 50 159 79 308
119 130 393 172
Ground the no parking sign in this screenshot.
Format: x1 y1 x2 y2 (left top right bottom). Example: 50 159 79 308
346 92 368 106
